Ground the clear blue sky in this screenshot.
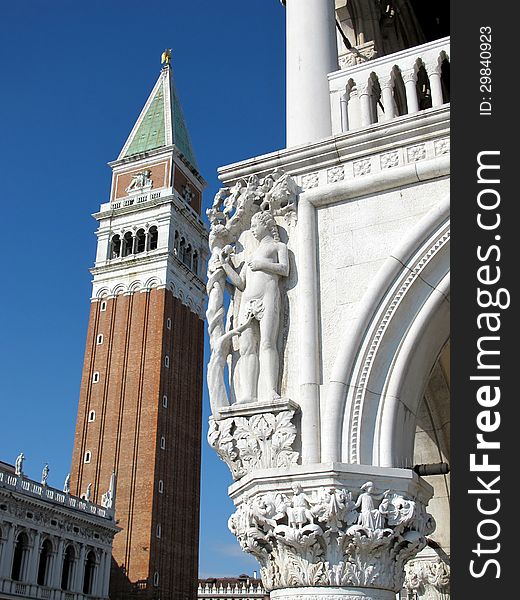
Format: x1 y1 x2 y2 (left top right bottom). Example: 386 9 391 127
0 0 285 578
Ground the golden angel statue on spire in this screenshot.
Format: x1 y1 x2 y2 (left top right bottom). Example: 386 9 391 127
161 48 172 66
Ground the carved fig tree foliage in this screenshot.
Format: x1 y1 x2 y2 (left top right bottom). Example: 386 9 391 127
228 482 435 592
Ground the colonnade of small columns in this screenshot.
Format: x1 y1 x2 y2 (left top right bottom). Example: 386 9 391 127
0 522 111 599
329 37 450 134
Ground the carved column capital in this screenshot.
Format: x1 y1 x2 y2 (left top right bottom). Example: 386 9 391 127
425 62 442 78
404 556 450 599
402 69 418 84
208 400 300 480
228 474 435 594
356 82 370 96
378 76 393 91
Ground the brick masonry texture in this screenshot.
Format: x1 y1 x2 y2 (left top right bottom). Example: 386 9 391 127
71 288 204 600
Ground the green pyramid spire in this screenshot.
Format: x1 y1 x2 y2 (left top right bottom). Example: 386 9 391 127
120 63 198 170
125 79 166 156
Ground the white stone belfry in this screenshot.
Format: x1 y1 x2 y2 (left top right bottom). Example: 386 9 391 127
285 0 338 147
208 4 451 600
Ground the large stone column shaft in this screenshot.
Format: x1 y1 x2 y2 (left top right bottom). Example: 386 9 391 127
286 0 338 147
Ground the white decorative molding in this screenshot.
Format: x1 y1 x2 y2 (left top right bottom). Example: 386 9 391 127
434 138 450 156
218 108 449 196
353 159 371 177
349 224 450 464
302 172 320 190
380 151 399 169
327 166 345 184
407 144 427 163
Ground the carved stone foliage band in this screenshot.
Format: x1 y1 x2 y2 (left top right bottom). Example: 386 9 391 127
297 136 449 193
208 410 299 480
228 482 434 592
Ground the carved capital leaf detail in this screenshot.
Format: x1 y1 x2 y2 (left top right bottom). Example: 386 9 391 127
208 411 299 480
228 483 434 592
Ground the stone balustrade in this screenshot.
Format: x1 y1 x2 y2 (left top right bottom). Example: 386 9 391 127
0 578 102 599
329 36 450 134
198 579 267 599
0 469 112 521
110 188 162 209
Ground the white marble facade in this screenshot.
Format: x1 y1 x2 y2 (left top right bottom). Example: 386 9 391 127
206 2 450 600
0 464 118 600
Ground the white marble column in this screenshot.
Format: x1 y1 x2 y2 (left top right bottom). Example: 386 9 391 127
427 64 445 107
285 0 338 147
403 69 419 114
102 551 112 597
49 539 64 590
358 83 372 127
380 77 396 120
0 524 16 578
26 531 41 584
74 545 86 592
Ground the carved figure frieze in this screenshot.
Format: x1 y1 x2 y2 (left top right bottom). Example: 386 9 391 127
206 168 298 417
404 558 450 600
228 482 434 592
208 410 299 480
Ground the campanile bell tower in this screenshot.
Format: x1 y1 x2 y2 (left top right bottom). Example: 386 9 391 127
70 51 207 599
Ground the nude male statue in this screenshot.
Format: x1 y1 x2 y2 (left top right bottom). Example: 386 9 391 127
220 211 289 403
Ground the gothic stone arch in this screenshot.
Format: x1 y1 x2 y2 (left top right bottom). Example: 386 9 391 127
323 194 450 467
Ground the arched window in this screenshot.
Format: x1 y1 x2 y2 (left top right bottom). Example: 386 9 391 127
11 531 30 581
174 231 180 255
37 539 53 586
192 251 199 274
61 545 75 591
136 229 146 253
179 238 186 263
122 232 133 257
148 226 158 251
83 550 97 595
183 244 192 268
110 235 121 259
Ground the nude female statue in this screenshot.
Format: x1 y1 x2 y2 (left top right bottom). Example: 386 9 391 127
219 211 289 403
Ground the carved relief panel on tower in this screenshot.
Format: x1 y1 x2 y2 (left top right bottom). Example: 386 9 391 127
111 159 171 201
